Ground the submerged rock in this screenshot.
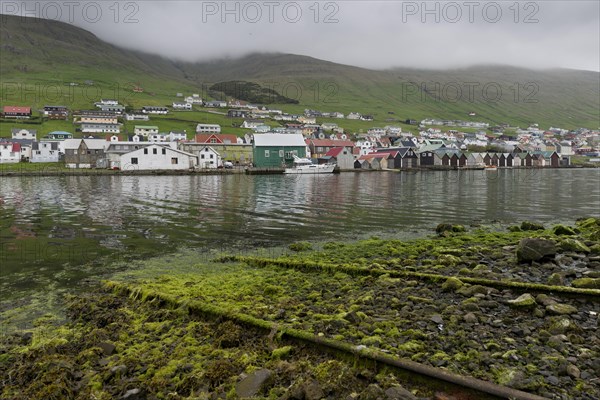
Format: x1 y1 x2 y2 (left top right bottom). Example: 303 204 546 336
516 238 556 263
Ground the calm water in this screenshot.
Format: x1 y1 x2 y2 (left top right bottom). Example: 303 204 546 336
1 169 599 319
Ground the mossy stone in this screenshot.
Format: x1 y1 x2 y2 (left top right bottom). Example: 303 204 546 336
441 277 464 292
559 238 590 253
521 221 545 231
507 293 537 308
546 304 578 315
552 225 576 236
571 278 600 289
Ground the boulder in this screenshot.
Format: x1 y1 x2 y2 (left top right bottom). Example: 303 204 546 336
521 221 545 231
384 385 417 400
559 238 590 253
303 379 325 400
552 225 576 235
507 293 537 308
546 304 578 315
441 277 464 291
236 369 273 398
571 278 600 289
516 238 556 263
98 342 116 356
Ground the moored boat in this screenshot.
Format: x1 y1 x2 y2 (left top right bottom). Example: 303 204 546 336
284 156 336 174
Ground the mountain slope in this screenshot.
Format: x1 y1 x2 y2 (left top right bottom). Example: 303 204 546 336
1 15 598 128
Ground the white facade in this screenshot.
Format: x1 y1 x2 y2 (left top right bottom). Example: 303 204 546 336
0 142 21 163
11 129 37 140
173 102 193 110
99 99 118 105
125 113 150 121
198 146 221 169
120 145 197 170
169 132 187 142
135 126 159 136
31 141 60 163
142 107 168 114
196 124 221 134
184 96 203 104
81 123 121 133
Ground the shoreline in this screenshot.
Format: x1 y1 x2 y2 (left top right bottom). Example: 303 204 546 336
1 219 599 399
0 164 598 177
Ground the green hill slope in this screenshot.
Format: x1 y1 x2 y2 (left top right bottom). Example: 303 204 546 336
1 15 598 129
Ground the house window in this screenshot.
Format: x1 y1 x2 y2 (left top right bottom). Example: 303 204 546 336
153 148 157 154
201 154 205 159
36 151 41 155
265 150 270 158
162 148 166 155
210 154 214 159
144 148 148 154
279 150 284 157
131 157 138 164
171 158 178 164
210 138 217 143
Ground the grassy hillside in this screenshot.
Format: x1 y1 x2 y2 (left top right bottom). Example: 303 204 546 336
1 15 598 130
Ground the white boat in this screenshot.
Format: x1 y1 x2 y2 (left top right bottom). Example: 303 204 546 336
284 156 336 174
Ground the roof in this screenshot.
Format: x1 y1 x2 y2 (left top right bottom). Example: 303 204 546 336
358 153 388 160
63 138 107 150
32 141 59 150
48 131 72 136
253 134 306 147
325 147 352 157
3 106 31 114
0 142 22 151
135 125 159 129
309 139 354 148
195 134 239 144
11 128 37 134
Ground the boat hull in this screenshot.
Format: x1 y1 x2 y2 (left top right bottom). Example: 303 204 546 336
284 165 336 174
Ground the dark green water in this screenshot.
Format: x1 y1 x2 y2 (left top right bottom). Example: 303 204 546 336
1 169 599 328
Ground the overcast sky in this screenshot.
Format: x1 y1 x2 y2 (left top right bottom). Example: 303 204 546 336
5 1 600 71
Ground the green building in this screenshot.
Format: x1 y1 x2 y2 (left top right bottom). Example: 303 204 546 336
252 134 307 167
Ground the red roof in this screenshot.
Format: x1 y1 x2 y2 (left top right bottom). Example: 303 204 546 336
3 106 31 114
325 147 349 157
310 139 354 148
195 134 239 144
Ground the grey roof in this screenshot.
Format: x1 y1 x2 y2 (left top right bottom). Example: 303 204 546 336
11 128 37 134
253 134 306 147
32 141 59 150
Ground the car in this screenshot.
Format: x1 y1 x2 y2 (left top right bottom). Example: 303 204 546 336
223 161 234 169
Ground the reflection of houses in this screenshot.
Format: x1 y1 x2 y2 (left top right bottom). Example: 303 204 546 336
180 134 252 165
252 134 307 168
63 139 107 168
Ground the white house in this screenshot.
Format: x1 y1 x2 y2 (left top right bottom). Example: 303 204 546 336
204 100 227 108
0 142 22 163
120 144 197 170
134 126 159 136
253 125 271 133
81 123 121 134
148 134 169 143
125 112 150 121
169 131 187 142
185 96 203 104
242 119 263 129
142 106 169 115
197 146 222 169
172 102 192 110
196 124 221 134
347 112 361 120
31 141 60 163
11 128 36 140
98 99 118 106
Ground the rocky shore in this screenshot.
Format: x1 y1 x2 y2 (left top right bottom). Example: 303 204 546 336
1 218 599 399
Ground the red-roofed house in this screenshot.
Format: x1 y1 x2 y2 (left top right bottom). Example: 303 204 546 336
307 139 355 158
3 106 31 119
195 134 240 144
323 146 355 170
0 142 23 163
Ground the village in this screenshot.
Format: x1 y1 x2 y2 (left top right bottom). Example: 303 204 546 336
1 96 599 172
